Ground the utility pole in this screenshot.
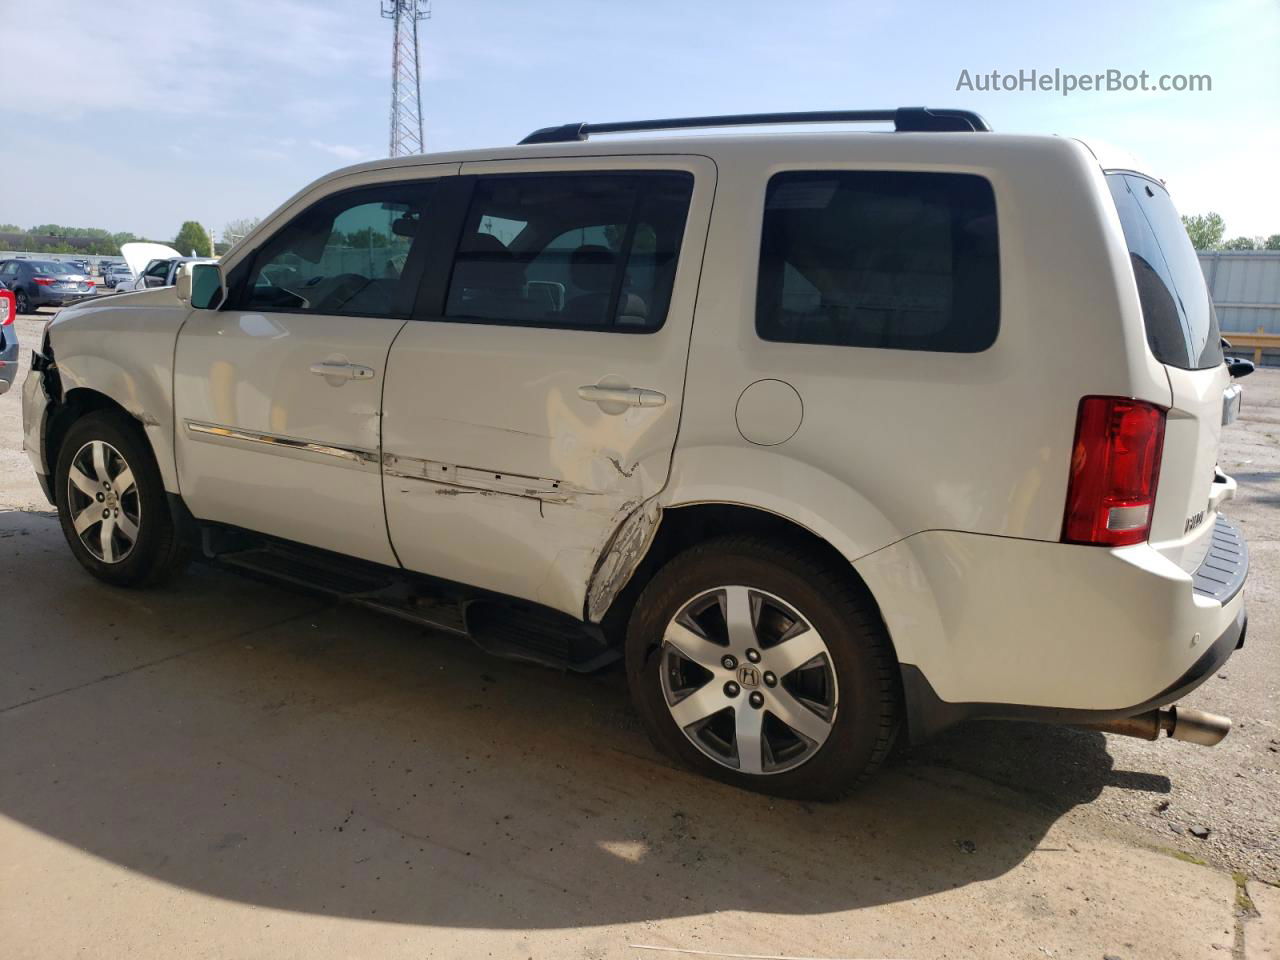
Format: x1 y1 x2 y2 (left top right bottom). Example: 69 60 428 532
381 0 430 157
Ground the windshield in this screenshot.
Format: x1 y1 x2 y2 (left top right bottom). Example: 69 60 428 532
1106 173 1222 370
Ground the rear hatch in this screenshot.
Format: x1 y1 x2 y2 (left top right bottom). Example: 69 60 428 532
39 267 93 296
1106 173 1233 573
58 274 94 295
120 242 182 278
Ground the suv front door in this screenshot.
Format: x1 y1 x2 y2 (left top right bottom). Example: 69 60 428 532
381 156 714 616
174 168 454 563
142 259 172 288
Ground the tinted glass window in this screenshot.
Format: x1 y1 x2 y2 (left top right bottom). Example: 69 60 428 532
1106 174 1222 370
242 182 434 317
32 261 78 275
443 172 693 332
756 171 999 352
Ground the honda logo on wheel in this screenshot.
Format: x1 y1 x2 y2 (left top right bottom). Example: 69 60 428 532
737 665 761 688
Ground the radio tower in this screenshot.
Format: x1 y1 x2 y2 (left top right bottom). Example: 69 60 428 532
381 0 430 157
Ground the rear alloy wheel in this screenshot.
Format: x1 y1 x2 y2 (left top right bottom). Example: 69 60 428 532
660 586 837 775
54 411 188 587
627 536 901 799
14 288 30 314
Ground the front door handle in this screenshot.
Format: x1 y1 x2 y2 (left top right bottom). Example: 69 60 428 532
577 384 667 411
310 361 375 382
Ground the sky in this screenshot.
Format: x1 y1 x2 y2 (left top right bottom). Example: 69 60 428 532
2 0 1278 244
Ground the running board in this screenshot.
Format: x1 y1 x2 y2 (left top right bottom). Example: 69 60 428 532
209 538 617 672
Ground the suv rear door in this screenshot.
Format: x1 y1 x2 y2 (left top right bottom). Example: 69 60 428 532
380 155 714 616
1107 173 1233 572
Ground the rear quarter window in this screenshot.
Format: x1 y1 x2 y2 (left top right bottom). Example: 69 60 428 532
1106 174 1222 370
756 171 999 353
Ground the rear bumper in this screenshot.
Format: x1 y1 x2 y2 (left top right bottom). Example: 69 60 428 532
33 289 94 307
0 339 16 395
900 606 1246 741
854 517 1249 742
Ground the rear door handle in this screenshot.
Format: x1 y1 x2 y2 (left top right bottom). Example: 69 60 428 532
310 361 375 381
577 384 667 410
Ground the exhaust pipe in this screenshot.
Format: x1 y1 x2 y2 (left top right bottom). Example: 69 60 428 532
1081 705 1231 746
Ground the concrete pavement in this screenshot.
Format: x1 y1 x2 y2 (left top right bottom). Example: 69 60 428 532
1 308 1276 959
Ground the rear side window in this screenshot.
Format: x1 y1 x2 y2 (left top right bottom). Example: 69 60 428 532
443 172 693 332
756 171 999 352
1106 174 1222 370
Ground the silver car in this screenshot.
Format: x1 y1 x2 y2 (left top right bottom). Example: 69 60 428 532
105 264 135 289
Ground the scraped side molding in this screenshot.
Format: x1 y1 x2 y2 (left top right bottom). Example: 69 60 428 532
382 452 600 505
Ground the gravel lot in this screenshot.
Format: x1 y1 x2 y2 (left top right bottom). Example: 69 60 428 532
1 304 1277 959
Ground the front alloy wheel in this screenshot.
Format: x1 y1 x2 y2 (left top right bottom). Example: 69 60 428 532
65 440 141 563
661 586 837 775
54 411 188 587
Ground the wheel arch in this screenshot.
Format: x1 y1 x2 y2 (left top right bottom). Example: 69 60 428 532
44 387 168 491
597 500 904 673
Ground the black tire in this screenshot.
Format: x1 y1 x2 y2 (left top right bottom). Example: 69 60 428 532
54 411 189 587
14 288 31 314
625 536 901 800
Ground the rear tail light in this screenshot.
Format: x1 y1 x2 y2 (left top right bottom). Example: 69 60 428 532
33 277 56 286
1062 396 1166 547
0 290 13 325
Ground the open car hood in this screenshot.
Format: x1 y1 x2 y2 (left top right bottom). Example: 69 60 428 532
120 242 182 278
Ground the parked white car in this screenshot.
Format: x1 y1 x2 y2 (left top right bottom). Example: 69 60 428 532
21 107 1250 797
103 263 135 289
113 242 216 292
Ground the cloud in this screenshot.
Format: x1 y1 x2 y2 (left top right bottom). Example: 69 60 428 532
4 0 384 123
309 141 367 162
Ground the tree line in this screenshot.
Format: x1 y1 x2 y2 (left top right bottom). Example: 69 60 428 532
1181 213 1280 252
0 217 262 258
4 213 1275 258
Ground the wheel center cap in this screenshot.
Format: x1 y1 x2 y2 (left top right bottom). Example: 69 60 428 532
104 490 119 510
737 664 761 688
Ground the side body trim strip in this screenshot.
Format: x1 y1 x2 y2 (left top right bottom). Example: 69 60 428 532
184 420 379 469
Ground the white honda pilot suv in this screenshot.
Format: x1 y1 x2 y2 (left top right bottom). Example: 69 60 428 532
23 108 1250 798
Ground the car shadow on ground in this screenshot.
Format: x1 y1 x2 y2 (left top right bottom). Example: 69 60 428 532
0 507 1170 929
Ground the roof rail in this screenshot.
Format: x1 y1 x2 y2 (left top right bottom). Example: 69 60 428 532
519 107 991 145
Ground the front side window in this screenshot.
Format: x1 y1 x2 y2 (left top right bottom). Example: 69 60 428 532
443 172 694 332
240 182 434 317
756 171 1000 352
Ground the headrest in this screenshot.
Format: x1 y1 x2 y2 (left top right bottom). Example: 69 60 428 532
465 232 511 255
570 244 616 292
460 232 523 290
